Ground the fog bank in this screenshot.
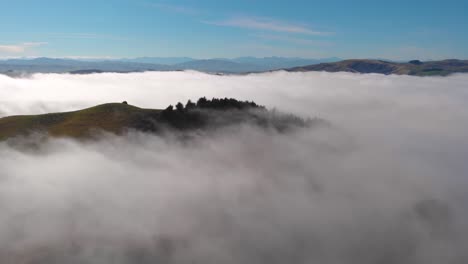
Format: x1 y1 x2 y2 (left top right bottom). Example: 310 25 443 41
0 71 468 263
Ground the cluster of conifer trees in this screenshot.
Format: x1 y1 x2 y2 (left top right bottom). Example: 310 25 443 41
132 97 313 132
163 97 263 113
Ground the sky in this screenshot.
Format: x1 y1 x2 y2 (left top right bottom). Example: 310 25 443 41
0 0 467 60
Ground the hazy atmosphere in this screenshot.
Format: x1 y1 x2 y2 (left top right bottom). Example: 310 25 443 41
1 72 468 263
1 0 468 263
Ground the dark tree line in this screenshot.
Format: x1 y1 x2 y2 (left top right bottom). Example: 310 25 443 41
132 97 313 132
195 97 262 110
160 97 263 130
162 97 264 114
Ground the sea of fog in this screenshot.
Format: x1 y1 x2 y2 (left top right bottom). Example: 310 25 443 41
0 71 468 263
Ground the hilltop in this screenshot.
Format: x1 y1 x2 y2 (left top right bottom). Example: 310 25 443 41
0 103 160 140
286 59 468 76
0 98 313 141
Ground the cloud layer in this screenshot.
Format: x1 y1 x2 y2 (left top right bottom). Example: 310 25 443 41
0 71 468 263
207 16 329 35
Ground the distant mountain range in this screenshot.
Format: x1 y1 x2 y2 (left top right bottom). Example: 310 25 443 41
231 56 340 69
121 56 340 68
175 59 266 72
0 57 340 75
286 59 468 76
1 57 467 76
120 57 194 65
0 57 171 75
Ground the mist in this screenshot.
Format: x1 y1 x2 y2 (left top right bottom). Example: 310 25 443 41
1 71 468 263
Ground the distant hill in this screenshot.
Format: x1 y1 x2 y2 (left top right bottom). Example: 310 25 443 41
0 57 340 75
2 57 466 76
173 57 340 73
232 56 341 69
0 57 174 74
121 57 194 65
0 98 313 141
69 69 105 74
120 56 340 69
286 59 468 76
175 59 268 73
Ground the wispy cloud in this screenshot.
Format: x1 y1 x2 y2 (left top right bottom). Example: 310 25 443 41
0 42 47 54
207 16 331 35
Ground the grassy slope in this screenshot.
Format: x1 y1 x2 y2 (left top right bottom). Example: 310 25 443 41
0 103 161 140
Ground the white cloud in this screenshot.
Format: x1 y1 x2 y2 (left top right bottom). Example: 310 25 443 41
0 42 47 54
207 16 331 35
0 72 468 262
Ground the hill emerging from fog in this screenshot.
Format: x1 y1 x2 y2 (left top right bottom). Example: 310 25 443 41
0 98 314 140
286 59 468 76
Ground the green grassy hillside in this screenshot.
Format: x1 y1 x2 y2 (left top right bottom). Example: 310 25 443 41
0 103 160 140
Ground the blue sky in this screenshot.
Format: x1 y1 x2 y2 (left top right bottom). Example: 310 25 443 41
0 0 467 60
